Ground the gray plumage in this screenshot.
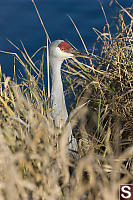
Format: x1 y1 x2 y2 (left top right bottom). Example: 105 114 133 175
49 40 79 156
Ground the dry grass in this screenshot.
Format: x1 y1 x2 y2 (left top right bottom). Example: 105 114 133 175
0 3 133 200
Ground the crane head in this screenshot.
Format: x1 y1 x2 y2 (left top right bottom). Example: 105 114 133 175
49 40 83 61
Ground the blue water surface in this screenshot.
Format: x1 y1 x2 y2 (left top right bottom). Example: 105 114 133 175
0 0 132 78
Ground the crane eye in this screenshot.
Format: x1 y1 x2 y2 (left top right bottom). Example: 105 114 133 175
61 48 65 51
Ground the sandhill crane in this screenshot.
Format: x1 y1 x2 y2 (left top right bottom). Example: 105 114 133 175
49 40 82 158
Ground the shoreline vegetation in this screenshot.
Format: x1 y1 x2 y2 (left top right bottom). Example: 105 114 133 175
0 1 133 200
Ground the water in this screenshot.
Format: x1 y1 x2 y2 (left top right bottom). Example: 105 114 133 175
0 0 132 78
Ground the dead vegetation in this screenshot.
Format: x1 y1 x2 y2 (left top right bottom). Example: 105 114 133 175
0 2 132 200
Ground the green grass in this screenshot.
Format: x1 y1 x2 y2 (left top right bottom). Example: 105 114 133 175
0 2 132 200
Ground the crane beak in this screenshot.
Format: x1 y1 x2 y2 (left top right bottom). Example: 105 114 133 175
70 47 86 57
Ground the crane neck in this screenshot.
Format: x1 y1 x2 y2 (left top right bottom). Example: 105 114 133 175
49 53 78 156
50 58 63 80
50 57 68 127
50 57 64 94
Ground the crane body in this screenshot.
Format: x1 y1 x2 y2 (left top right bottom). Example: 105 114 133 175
49 40 82 156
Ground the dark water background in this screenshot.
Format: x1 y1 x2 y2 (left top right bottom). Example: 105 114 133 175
0 0 132 79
